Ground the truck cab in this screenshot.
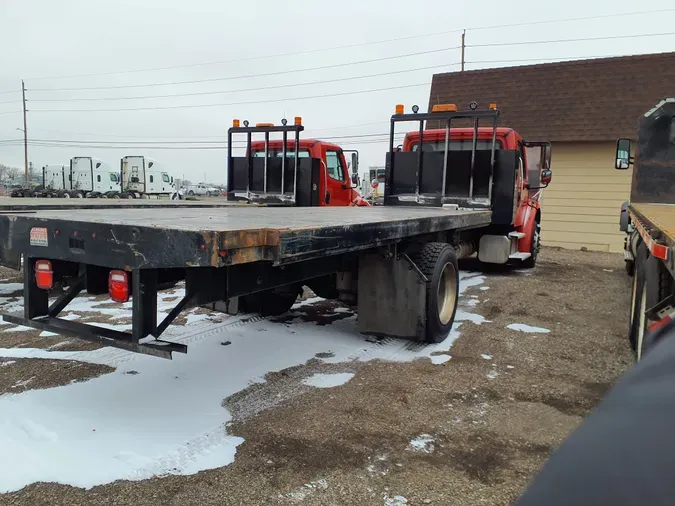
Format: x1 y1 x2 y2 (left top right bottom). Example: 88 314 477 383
388 103 552 266
227 118 368 206
121 156 175 197
249 139 364 206
69 157 121 197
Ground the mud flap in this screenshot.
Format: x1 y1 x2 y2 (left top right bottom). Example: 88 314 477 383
357 251 427 340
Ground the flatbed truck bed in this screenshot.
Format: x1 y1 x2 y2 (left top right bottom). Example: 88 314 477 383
0 206 491 269
0 104 554 360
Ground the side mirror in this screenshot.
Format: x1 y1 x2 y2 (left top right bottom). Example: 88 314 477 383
371 179 379 189
351 152 358 174
171 176 174 183
615 138 632 170
541 169 552 186
351 173 359 185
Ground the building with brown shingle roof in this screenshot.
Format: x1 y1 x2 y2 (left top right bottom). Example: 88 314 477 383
428 52 675 252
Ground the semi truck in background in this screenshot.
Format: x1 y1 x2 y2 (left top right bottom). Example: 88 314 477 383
120 156 181 199
10 156 182 199
616 98 675 361
70 157 121 198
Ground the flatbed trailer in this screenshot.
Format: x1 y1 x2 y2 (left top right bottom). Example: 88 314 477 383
0 105 553 359
616 98 675 360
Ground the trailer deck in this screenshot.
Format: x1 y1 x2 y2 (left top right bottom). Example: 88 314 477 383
631 203 675 242
0 197 240 212
0 206 491 269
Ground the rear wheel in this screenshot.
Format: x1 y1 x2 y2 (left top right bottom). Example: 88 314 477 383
413 242 459 343
73 191 84 198
240 285 301 316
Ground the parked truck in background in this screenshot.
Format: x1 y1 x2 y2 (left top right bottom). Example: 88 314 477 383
0 105 551 359
615 98 675 361
361 166 386 204
69 157 121 198
120 156 180 199
186 183 218 197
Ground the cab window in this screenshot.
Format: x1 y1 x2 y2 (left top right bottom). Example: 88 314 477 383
325 150 346 181
162 174 170 183
110 173 119 182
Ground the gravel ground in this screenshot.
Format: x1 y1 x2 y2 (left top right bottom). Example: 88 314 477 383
0 248 634 505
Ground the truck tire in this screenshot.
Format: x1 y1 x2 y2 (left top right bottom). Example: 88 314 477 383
628 244 647 352
73 191 84 198
240 285 301 317
413 242 459 343
62 191 71 198
521 221 541 269
188 190 195 196
633 247 674 359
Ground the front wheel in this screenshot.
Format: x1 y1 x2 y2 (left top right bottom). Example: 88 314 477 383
414 242 459 343
521 222 541 269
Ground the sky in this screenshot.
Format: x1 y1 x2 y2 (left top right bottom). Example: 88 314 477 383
0 0 674 184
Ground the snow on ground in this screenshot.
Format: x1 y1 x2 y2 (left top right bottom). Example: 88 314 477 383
302 372 355 389
507 323 551 334
0 284 23 296
408 434 435 454
0 272 489 492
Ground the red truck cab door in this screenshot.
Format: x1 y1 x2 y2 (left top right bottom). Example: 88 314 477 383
323 148 352 206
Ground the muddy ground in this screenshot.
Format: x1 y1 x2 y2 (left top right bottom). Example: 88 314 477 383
0 248 633 505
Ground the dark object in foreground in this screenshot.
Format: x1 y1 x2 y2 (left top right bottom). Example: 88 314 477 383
516 319 675 506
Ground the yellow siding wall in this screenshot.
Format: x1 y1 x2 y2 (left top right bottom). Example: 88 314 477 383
540 142 632 253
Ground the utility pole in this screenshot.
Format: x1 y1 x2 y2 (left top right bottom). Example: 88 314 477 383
461 30 466 72
21 80 28 184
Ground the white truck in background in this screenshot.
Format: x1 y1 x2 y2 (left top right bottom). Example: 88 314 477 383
185 182 219 197
120 156 181 199
40 165 68 197
69 157 121 198
360 166 385 204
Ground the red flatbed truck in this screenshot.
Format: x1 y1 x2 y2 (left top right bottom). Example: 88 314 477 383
615 98 675 360
0 104 552 359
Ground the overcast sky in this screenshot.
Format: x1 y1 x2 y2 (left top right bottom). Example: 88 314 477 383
1 0 674 183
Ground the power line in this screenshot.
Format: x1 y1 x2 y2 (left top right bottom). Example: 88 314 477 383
468 31 675 48
29 63 460 103
29 47 459 92
29 81 434 113
26 121 390 140
22 7 675 81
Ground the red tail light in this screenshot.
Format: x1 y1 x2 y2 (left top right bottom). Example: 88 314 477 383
108 270 129 303
35 260 53 290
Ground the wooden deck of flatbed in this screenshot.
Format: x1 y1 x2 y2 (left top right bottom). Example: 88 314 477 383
631 203 675 244
0 206 492 269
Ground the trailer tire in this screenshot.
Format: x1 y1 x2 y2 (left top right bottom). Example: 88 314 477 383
73 191 84 198
413 242 459 343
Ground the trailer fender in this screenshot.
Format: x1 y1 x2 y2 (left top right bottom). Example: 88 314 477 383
517 206 540 253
